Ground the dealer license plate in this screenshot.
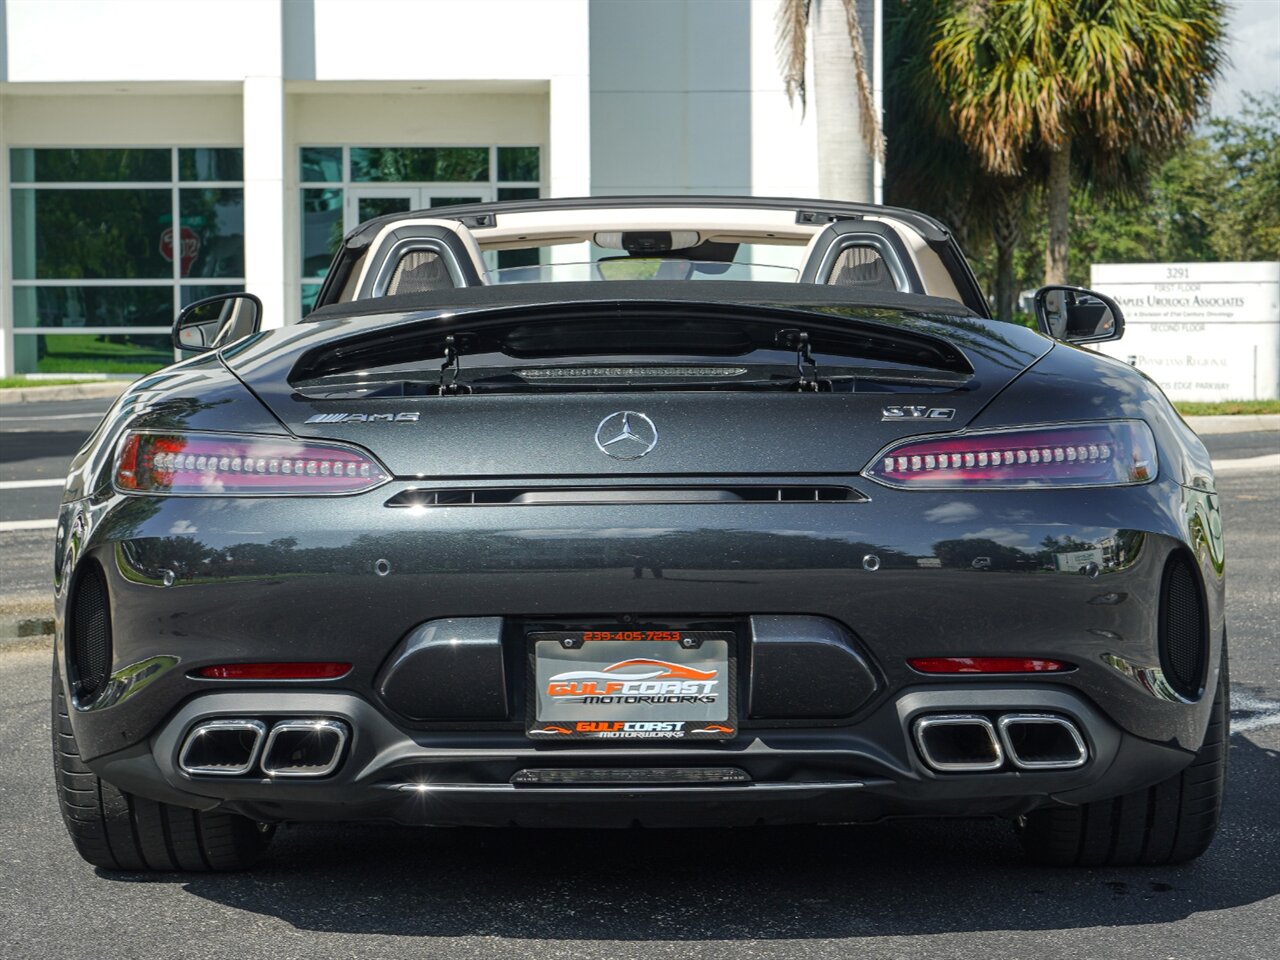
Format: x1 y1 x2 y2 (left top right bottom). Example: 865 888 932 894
527 630 737 741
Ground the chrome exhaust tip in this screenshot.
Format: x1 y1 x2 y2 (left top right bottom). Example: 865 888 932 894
178 719 267 776
998 713 1088 769
912 714 1004 772
261 719 348 778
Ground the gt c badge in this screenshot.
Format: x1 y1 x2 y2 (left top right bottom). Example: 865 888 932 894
595 411 658 460
881 406 956 421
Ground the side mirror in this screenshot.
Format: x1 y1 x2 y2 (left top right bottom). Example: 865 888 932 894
1033 285 1124 344
173 293 263 354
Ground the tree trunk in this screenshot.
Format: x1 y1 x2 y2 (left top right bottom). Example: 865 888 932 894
942 185 973 255
1044 142 1071 285
991 182 1023 322
812 0 875 201
995 242 1016 323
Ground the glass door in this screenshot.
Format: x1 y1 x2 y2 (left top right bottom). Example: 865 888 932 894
345 187 493 234
419 189 489 210
345 187 417 234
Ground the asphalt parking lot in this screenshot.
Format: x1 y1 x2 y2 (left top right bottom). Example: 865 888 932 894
0 395 1276 959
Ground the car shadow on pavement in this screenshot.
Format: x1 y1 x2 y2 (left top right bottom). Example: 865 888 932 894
119 733 1279 940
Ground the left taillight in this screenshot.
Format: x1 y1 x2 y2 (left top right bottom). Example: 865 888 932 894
114 431 390 496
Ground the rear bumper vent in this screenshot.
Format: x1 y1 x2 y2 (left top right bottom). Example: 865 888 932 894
1159 552 1208 699
387 485 866 508
69 563 112 704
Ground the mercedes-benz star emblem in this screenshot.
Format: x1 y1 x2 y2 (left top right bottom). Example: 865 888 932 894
594 411 658 460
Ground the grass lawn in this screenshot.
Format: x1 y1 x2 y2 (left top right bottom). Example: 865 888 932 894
29 334 172 374
0 377 107 390
1174 400 1280 416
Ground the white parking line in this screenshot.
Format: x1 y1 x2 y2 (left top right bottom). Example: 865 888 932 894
1231 690 1280 734
1213 453 1280 472
0 519 58 532
0 479 64 490
0 411 108 422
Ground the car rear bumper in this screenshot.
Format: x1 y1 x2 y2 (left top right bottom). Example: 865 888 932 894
87 682 1195 826
58 473 1224 826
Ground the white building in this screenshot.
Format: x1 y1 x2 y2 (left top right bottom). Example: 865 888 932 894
0 0 879 377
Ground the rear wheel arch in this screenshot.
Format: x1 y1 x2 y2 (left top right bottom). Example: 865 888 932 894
51 658 275 873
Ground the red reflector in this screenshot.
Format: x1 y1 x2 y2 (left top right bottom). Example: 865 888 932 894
194 662 352 680
908 657 1067 674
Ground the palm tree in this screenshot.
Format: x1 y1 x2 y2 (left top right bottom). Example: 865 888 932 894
885 0 1038 321
884 0 1028 321
930 0 1226 285
776 0 884 200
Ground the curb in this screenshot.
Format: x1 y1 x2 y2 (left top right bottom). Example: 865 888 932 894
1183 414 1280 435
0 634 53 654
0 381 131 404
0 620 54 652
0 591 56 650
0 618 54 652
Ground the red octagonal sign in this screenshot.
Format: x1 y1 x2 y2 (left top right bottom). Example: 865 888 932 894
160 225 201 276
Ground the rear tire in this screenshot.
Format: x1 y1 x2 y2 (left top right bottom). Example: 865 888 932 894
1016 645 1228 867
52 659 275 872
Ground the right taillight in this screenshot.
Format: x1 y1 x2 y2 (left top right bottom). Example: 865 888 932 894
864 421 1157 489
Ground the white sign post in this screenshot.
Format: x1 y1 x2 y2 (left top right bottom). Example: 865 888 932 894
1091 262 1280 401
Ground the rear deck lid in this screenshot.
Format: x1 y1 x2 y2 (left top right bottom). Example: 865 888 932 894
224 287 1050 479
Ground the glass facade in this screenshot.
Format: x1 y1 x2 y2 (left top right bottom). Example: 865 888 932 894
298 145 542 311
348 147 489 183
9 147 245 375
5 144 544 373
10 148 172 183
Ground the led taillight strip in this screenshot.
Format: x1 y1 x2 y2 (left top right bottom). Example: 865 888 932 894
883 442 1113 474
864 421 1157 489
151 451 377 481
115 431 390 496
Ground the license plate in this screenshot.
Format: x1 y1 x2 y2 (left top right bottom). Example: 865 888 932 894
527 630 737 741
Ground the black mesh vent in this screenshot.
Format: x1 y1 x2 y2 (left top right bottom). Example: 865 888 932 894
385 485 867 507
70 564 112 703
1159 553 1207 699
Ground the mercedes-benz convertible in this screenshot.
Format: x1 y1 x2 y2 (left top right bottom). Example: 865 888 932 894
52 197 1225 871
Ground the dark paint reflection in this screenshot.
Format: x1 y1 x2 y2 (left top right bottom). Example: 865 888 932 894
113 522 1142 586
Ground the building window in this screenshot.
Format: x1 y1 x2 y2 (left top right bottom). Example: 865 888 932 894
299 145 542 313
9 147 245 375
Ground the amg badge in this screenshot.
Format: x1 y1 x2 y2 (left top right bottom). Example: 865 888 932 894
304 412 420 423
881 406 956 421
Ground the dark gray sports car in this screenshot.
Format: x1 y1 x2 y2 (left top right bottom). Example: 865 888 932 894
52 197 1226 872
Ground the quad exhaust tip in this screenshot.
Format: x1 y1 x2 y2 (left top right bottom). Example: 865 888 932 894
998 713 1088 769
912 714 1004 772
261 719 348 778
177 717 348 778
912 712 1088 772
177 718 267 776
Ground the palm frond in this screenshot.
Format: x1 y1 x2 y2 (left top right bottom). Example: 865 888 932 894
839 0 885 162
776 0 811 113
930 0 1227 179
